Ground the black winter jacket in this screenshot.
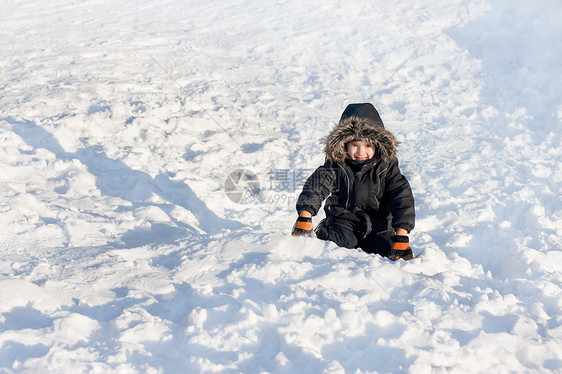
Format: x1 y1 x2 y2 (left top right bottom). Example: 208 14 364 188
296 157 415 235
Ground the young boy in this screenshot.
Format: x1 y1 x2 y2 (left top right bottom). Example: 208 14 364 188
291 103 415 260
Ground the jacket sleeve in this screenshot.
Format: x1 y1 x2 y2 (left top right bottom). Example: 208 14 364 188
383 160 415 232
296 160 337 216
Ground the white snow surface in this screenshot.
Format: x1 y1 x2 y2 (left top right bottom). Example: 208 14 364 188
1 0 561 372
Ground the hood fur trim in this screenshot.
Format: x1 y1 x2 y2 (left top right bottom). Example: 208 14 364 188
324 116 398 164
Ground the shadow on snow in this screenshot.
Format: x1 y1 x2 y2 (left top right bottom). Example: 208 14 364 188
7 117 242 249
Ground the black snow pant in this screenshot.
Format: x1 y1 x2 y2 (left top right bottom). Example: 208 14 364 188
315 219 394 258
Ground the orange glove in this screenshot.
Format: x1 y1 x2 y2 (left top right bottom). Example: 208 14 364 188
291 217 314 237
389 235 413 261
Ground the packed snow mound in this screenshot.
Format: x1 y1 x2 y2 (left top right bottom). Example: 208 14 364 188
1 0 561 372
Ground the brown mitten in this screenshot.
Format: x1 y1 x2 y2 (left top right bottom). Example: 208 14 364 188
389 235 413 261
291 217 314 237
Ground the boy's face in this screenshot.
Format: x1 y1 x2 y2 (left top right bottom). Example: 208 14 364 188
346 140 375 161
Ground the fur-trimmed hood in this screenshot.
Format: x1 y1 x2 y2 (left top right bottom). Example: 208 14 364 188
324 103 398 164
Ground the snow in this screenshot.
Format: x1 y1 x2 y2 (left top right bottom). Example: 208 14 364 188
1 0 561 372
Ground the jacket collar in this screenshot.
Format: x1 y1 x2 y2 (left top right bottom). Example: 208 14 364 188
344 155 380 173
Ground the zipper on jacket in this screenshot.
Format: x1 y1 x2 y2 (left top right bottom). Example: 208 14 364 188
338 164 352 210
374 167 388 199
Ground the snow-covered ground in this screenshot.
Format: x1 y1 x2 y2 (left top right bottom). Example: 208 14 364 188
1 0 561 372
